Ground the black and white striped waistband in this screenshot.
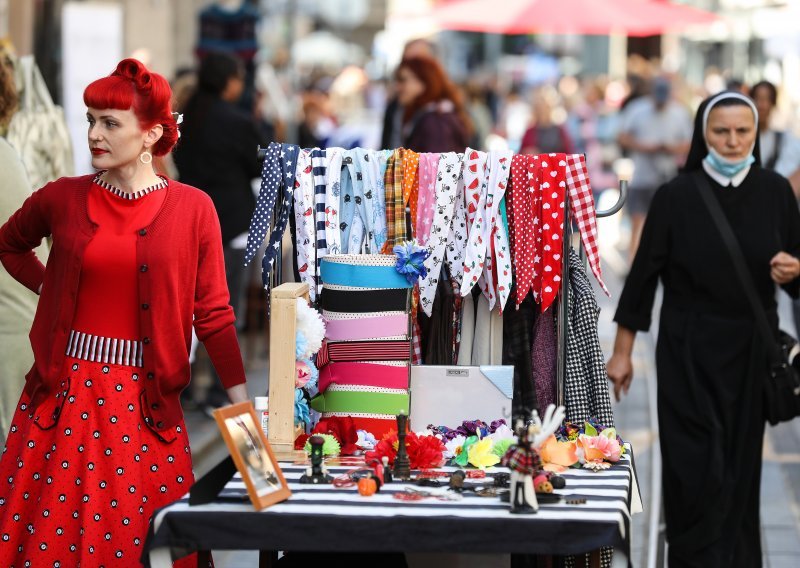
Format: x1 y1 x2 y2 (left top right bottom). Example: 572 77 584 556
66 330 144 367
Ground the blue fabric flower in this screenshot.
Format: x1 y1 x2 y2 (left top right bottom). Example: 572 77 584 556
393 240 429 285
295 330 308 360
295 388 311 425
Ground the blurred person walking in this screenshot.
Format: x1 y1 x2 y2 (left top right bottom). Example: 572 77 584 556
395 57 471 153
381 38 437 150
0 52 49 448
608 91 800 567
173 51 263 413
618 77 692 261
0 58 248 566
750 80 800 196
519 91 575 155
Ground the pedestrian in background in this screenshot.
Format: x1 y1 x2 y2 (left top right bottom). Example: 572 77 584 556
750 80 800 196
519 90 575 155
618 76 692 261
395 56 471 153
0 50 49 448
608 91 800 567
0 58 248 566
173 51 263 413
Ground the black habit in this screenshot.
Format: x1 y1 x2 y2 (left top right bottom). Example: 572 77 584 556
615 164 800 566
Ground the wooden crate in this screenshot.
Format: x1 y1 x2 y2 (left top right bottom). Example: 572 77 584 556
267 282 310 460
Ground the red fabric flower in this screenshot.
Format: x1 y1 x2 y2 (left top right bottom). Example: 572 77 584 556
365 430 398 465
312 416 359 455
407 433 446 469
294 433 310 450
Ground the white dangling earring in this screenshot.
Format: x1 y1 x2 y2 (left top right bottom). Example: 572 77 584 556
139 150 153 165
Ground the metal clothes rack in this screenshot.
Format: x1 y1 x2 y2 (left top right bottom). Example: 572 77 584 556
555 179 628 408
257 146 628 409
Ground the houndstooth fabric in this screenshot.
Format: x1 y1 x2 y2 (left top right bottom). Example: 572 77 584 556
564 249 614 428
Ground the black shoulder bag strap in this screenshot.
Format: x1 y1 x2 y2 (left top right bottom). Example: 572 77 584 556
692 170 784 366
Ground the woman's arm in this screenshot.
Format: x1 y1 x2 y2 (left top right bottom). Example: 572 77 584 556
0 183 52 294
607 326 636 402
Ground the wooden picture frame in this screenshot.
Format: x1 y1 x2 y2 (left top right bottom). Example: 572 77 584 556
213 401 292 510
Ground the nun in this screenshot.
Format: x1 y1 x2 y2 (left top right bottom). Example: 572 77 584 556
607 91 800 567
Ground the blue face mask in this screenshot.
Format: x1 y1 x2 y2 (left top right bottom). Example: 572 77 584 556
703 147 755 178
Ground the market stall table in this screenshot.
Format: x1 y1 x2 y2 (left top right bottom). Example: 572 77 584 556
145 448 639 567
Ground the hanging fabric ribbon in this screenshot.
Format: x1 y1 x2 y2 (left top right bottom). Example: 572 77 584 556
261 143 300 284
382 148 406 253
445 152 467 287
538 153 567 311
324 147 344 257
508 154 536 308
486 149 513 312
460 148 489 296
244 141 282 266
566 153 609 295
354 148 386 253
402 149 420 235
340 150 363 253
293 149 317 298
415 153 440 245
311 148 328 296
419 152 462 316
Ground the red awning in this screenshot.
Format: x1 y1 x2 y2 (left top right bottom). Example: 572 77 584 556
431 0 719 37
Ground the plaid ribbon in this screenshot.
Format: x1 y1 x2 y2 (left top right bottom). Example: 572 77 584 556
566 154 609 296
382 148 406 252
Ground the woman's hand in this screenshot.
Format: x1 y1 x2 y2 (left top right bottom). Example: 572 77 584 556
770 252 800 285
226 384 249 405
607 353 634 402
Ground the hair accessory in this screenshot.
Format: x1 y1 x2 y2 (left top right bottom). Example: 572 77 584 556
172 112 183 125
139 150 152 165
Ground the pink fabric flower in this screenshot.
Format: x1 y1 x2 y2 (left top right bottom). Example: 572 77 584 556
578 434 622 463
295 361 311 388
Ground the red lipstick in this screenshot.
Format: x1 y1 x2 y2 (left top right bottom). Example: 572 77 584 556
91 148 108 156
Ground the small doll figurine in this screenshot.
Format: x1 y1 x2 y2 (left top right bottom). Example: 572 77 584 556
299 435 333 484
501 418 541 514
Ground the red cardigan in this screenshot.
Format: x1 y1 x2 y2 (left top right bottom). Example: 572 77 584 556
0 174 246 436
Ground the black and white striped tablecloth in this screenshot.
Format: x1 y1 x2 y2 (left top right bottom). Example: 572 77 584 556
146 451 638 567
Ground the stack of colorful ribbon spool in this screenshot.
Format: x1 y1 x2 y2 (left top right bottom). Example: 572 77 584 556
311 255 412 437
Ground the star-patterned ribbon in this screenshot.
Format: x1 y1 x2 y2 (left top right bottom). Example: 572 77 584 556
262 143 300 285
244 141 282 266
419 152 462 316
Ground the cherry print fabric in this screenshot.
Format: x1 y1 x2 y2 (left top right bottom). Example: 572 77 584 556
460 149 490 297
565 154 609 295
415 153 440 246
0 357 196 568
419 152 462 316
293 150 317 300
538 153 567 312
486 150 513 312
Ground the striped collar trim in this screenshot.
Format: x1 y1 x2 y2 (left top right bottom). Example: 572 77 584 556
93 173 168 200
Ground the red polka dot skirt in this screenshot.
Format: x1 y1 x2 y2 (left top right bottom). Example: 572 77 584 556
0 357 197 567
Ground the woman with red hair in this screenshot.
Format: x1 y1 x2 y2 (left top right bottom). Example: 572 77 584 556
0 58 247 566
395 57 471 153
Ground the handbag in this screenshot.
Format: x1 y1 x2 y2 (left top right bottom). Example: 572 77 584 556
693 170 800 425
6 55 74 190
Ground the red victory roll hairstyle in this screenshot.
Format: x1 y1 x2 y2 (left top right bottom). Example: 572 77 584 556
83 58 178 156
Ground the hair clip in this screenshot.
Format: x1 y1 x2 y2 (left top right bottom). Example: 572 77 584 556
172 112 184 125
